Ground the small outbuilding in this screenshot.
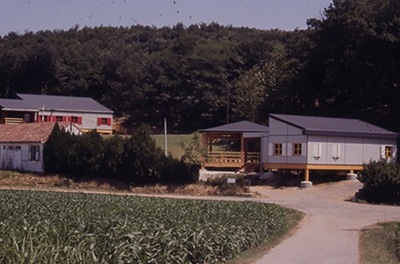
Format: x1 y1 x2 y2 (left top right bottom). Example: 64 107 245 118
0 122 82 173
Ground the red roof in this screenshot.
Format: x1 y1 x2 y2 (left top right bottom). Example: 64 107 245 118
0 122 70 143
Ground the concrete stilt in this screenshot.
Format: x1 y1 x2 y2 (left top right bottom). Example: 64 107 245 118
346 173 357 181
301 181 312 189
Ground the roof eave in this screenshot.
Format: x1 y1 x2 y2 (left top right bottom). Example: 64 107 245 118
1 108 38 112
305 130 398 139
38 108 114 114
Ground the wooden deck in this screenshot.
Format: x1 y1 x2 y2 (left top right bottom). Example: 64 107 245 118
205 151 260 168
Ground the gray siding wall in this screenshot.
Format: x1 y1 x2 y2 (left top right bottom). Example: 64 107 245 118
267 118 307 164
307 136 397 165
266 117 397 166
0 143 44 173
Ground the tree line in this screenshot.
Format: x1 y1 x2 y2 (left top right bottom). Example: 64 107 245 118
1 0 400 132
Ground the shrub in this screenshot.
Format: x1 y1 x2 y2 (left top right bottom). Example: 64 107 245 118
357 160 400 204
43 123 72 173
44 123 198 185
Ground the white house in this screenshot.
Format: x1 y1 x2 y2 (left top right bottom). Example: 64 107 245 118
262 114 398 181
0 122 82 173
200 114 398 182
0 94 114 134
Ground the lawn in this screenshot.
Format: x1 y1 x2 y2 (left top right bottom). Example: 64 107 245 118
152 134 194 159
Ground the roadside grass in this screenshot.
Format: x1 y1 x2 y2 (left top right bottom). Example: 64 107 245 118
359 222 400 264
228 209 305 264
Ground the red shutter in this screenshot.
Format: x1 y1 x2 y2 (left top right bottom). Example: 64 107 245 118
62 116 66 122
107 118 111 126
78 117 82 125
52 116 56 122
37 115 41 122
67 116 72 122
97 117 101 126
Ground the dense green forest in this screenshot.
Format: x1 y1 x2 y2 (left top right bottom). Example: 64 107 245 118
1 0 400 132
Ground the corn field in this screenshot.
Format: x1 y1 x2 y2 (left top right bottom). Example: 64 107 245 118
0 190 288 263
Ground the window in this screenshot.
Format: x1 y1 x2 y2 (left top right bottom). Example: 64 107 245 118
97 117 111 126
42 115 49 122
29 146 40 161
385 146 393 159
100 118 108 125
274 143 282 156
56 116 63 122
293 143 302 156
70 116 82 124
24 114 30 122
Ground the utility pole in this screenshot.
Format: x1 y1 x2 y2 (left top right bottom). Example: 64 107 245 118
164 118 167 156
226 86 230 124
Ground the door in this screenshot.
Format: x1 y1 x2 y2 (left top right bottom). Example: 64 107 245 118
6 146 22 170
13 146 21 170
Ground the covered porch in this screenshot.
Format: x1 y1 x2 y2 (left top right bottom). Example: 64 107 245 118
199 121 269 171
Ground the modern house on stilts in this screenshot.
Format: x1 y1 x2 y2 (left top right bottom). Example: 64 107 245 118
200 114 398 185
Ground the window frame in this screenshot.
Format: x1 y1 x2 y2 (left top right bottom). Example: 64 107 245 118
71 116 79 123
28 146 40 161
385 146 393 159
293 143 302 156
100 118 108 125
273 143 282 156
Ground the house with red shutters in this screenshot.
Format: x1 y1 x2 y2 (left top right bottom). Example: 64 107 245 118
0 94 114 134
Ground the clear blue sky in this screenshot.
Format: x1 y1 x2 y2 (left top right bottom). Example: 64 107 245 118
1 0 333 37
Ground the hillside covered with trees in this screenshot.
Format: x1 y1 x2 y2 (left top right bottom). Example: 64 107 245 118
0 0 399 132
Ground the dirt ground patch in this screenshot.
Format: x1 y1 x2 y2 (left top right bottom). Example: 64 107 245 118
0 172 225 196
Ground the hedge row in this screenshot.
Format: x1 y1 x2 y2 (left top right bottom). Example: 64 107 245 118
43 123 198 184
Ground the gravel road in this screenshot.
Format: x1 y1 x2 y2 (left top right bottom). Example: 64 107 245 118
251 181 400 264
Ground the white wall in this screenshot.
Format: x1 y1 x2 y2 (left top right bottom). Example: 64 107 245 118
38 110 113 132
307 136 397 165
0 143 44 173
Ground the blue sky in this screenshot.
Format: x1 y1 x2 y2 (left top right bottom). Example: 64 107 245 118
1 0 333 37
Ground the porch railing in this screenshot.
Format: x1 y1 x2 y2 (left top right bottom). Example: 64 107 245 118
5 117 25 124
207 151 260 164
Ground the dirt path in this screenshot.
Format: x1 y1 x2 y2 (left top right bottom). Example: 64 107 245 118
251 181 400 264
